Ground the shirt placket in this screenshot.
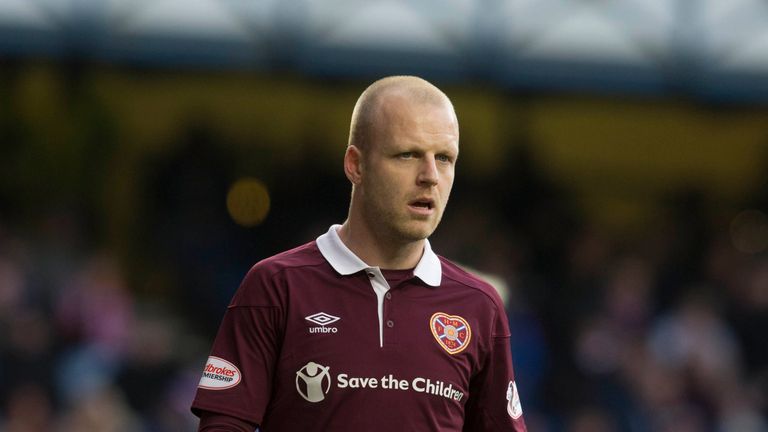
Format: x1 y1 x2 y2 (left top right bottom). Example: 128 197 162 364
365 267 391 348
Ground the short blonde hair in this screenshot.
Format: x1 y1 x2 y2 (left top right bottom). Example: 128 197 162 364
348 76 455 153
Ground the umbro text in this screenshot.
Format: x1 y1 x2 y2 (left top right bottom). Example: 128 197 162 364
309 326 338 334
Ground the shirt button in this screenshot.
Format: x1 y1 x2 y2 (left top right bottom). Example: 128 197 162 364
385 292 392 300
386 320 394 328
367 272 375 278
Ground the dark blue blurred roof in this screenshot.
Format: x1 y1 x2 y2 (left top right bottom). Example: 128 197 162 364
2 0 768 103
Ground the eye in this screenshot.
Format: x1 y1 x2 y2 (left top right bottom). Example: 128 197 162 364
399 152 414 159
436 154 453 163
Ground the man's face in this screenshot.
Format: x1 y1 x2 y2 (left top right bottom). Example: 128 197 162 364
358 97 459 243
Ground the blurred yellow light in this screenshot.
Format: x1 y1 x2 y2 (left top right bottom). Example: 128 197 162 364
226 178 270 227
730 209 768 254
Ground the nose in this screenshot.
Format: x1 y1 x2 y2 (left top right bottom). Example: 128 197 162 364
417 156 438 187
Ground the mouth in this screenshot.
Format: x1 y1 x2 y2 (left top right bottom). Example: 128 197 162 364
408 198 435 215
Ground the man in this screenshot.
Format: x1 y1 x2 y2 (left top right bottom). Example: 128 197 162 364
191 76 527 431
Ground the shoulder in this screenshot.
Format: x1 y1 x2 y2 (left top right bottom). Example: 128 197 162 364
438 257 509 326
439 257 513 338
232 241 326 306
439 257 510 337
252 241 327 277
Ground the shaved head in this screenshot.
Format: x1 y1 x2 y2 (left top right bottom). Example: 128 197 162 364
348 76 458 153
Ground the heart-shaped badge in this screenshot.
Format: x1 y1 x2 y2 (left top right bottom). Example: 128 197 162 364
429 312 472 354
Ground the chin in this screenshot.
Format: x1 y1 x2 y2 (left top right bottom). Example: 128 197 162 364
396 222 436 242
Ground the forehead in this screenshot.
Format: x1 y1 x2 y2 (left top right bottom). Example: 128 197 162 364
374 94 459 152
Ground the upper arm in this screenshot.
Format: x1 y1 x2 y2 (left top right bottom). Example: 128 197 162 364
191 265 285 425
463 302 527 432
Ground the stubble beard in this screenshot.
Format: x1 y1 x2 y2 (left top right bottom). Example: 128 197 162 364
360 191 442 245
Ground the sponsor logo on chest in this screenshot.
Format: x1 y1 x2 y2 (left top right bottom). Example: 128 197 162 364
296 361 332 402
294 361 465 403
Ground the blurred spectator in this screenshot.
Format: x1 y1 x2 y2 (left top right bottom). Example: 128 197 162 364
116 307 204 431
649 292 741 394
55 253 134 358
3 384 54 432
57 385 141 432
566 406 618 432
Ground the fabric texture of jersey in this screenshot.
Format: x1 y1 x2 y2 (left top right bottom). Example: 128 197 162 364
191 225 527 431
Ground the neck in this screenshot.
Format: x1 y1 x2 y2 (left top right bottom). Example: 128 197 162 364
337 219 424 270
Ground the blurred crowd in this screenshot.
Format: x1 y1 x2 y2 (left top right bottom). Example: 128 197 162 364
0 212 204 431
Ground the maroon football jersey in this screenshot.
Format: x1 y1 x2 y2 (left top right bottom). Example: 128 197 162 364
191 225 527 431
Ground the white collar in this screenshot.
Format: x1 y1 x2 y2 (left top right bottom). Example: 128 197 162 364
316 224 442 287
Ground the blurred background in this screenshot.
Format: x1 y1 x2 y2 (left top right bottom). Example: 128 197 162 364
2 0 768 431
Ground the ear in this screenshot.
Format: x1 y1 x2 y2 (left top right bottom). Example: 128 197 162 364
344 145 364 185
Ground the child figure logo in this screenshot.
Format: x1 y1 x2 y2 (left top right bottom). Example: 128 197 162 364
296 362 332 402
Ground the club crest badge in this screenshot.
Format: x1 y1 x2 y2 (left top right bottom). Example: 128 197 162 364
430 312 472 354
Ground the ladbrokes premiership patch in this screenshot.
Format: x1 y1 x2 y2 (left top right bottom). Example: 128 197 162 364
506 380 523 419
430 312 471 354
198 356 241 390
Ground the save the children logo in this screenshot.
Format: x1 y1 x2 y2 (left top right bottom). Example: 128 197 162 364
198 356 241 390
429 312 472 354
295 361 465 403
296 362 332 402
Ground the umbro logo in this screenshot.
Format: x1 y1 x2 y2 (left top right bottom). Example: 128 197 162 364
306 312 340 326
305 312 340 334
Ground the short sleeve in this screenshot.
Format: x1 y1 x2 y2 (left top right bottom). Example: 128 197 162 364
191 264 285 425
198 410 257 431
463 305 527 431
